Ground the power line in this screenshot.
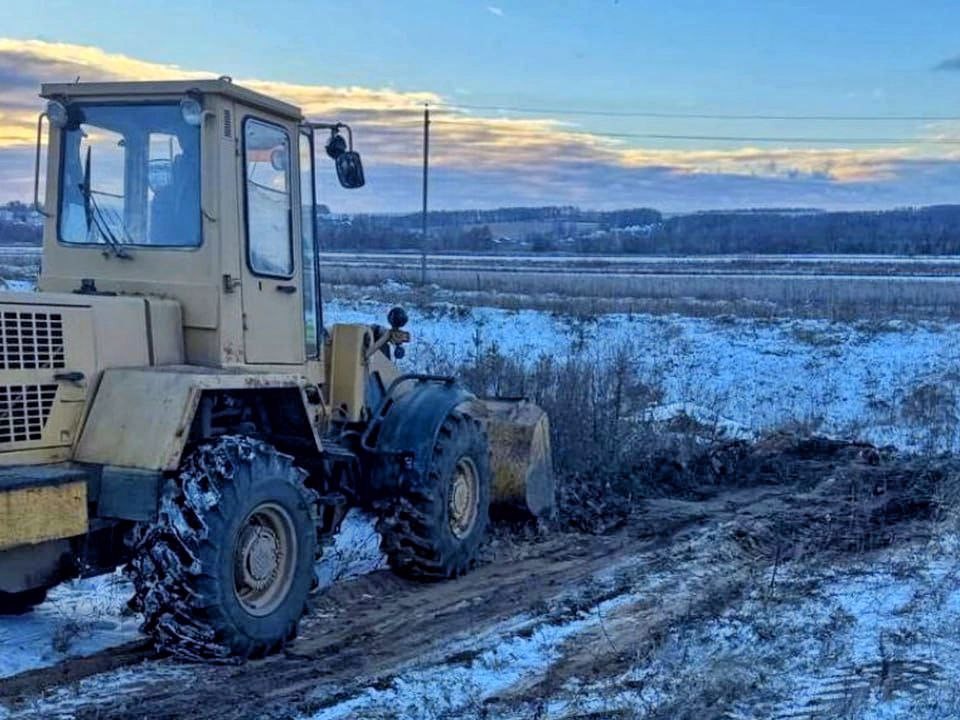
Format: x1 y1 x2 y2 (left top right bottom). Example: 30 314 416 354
431 102 960 122
429 119 960 145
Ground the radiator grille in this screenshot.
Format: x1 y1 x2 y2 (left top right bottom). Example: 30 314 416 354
0 311 65 370
0 384 58 443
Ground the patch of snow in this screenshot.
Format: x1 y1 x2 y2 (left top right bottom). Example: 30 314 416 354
527 535 960 719
381 278 410 293
0 571 140 680
2 661 195 720
304 591 640 720
645 401 757 440
315 509 386 588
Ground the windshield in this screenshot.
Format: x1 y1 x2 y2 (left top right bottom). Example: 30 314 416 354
58 103 201 248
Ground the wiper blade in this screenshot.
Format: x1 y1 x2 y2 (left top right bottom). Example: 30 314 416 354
89 194 131 259
80 146 132 260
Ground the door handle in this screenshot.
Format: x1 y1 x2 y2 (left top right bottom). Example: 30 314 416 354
276 285 297 294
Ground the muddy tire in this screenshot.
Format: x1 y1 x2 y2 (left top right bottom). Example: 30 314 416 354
0 587 48 615
378 410 491 579
128 436 317 662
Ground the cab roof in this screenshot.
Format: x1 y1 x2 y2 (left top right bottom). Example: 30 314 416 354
40 78 303 121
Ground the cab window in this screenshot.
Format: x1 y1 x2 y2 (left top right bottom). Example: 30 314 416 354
243 118 293 277
59 103 201 247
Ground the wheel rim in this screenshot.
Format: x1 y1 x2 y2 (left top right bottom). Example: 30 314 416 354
234 503 298 617
448 456 480 539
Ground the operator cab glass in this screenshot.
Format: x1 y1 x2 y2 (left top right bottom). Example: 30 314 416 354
59 103 201 248
243 118 293 276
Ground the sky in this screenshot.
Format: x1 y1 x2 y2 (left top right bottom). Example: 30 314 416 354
1 0 960 212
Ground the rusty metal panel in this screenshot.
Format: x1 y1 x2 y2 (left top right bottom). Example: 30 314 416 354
0 480 87 551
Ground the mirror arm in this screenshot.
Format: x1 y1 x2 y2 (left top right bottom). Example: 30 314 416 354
302 121 354 150
33 113 51 217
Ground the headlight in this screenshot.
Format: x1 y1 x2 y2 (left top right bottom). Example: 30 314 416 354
46 100 68 128
179 95 203 126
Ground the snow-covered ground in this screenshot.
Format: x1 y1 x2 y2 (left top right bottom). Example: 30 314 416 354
302 525 960 720
0 573 138 680
328 296 960 453
539 535 960 720
0 511 384 681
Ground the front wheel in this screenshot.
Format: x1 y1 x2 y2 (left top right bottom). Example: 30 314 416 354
378 409 492 579
128 437 317 661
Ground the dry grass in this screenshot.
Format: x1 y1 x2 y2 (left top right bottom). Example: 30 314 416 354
326 264 960 320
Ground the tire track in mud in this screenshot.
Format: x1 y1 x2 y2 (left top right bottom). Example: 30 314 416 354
0 485 776 719
3 441 955 720
0 532 663 719
772 660 943 720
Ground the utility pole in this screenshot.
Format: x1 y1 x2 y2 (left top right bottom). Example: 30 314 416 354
420 104 430 287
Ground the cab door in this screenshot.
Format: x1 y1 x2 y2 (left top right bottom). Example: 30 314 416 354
239 115 304 365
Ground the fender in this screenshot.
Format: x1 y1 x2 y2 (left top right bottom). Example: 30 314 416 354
74 366 321 471
362 375 478 496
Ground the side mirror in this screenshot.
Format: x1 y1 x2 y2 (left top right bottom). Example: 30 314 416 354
336 151 365 189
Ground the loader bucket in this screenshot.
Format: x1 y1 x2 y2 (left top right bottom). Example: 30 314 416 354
479 398 556 519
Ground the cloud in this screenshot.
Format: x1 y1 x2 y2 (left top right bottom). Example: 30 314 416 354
0 37 955 212
486 6 504 16
934 55 960 71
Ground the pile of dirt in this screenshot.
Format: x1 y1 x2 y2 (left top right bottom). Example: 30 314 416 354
560 432 960 550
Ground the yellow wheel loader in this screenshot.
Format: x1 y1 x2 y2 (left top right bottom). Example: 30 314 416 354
0 78 553 660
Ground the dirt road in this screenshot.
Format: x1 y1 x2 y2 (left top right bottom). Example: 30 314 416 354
1 438 958 719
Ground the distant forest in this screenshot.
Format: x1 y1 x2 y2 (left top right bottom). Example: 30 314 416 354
319 205 960 255
5 201 960 255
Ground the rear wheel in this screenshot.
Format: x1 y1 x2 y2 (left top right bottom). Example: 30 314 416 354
128 436 317 661
0 588 48 616
378 409 491 579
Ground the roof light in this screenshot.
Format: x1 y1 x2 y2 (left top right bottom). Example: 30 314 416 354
180 95 203 126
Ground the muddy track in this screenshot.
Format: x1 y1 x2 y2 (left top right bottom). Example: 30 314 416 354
0 530 663 720
0 484 732 719
0 494 792 719
2 440 953 719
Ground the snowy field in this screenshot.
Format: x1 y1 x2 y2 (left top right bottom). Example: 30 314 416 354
328 295 960 454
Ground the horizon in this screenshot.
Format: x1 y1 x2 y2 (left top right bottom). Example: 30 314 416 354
6 195 960 218
1 2 960 212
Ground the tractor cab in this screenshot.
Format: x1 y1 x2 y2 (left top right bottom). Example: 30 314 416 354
34 78 362 369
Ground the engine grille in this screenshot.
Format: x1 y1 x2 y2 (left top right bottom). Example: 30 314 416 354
0 384 58 443
0 311 66 370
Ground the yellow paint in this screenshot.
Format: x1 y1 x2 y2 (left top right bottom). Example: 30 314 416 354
329 325 372 423
0 480 87 551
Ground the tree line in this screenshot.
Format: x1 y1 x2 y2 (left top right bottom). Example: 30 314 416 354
318 205 960 255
